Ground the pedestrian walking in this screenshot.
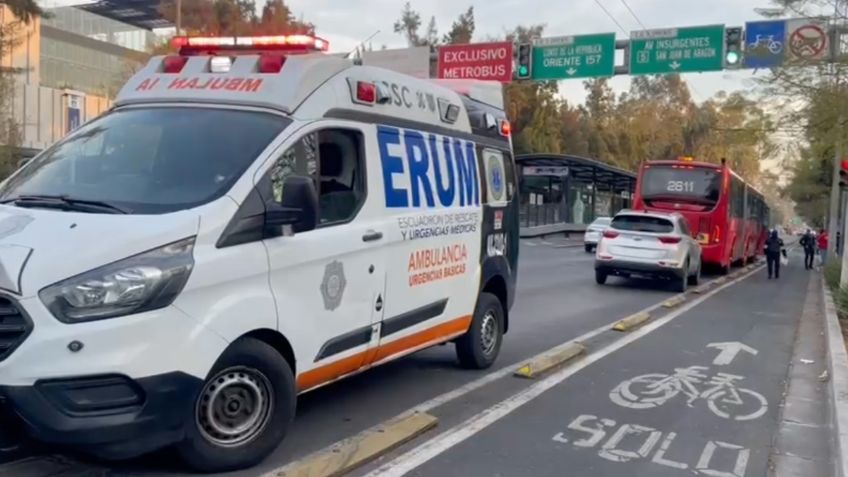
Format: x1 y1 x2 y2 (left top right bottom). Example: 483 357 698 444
818 229 829 268
765 230 785 279
800 229 816 270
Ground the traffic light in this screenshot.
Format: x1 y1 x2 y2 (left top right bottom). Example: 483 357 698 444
724 27 743 69
516 43 532 79
840 159 848 187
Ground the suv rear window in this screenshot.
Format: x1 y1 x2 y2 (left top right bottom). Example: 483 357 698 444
611 215 674 233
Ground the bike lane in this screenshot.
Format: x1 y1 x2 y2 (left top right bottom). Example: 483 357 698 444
398 267 814 477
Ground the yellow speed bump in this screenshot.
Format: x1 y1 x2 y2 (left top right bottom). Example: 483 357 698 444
612 311 651 332
514 342 586 379
268 412 437 477
692 284 711 294
663 296 686 308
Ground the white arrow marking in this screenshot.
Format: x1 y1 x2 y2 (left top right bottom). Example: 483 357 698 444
566 67 578 76
706 342 758 365
669 61 681 70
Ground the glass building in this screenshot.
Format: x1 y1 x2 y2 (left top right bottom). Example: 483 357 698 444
40 7 153 95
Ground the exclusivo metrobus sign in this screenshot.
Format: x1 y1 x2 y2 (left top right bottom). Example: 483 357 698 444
437 42 514 83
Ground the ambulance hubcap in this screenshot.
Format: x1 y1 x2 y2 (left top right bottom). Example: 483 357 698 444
197 367 273 447
481 311 498 356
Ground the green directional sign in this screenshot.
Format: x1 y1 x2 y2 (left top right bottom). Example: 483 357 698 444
532 33 616 80
629 25 724 75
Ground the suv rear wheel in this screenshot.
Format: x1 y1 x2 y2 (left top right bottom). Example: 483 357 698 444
688 261 701 286
672 260 689 292
595 270 608 285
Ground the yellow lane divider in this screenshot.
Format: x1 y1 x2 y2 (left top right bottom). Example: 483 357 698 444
268 412 438 477
612 311 651 331
514 342 586 379
663 296 687 308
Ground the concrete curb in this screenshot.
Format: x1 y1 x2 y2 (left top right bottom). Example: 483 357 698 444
263 412 438 477
514 342 586 379
822 283 848 477
612 311 651 331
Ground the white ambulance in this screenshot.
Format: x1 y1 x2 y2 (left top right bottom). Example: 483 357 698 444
0 34 519 471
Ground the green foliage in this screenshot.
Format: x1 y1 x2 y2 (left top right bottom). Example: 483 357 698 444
826 260 842 292
158 0 313 36
0 0 43 23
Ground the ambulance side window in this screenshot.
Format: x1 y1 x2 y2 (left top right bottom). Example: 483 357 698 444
270 128 366 227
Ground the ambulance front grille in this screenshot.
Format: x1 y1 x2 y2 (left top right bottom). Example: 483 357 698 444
0 297 31 362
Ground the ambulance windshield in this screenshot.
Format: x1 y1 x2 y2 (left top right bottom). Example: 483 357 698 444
0 107 289 214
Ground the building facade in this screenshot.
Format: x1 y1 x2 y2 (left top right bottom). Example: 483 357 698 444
1 5 152 153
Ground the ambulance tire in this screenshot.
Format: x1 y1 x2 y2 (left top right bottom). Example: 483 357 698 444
456 292 504 369
176 337 296 473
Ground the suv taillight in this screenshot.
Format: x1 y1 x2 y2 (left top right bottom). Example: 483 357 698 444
603 230 619 239
658 236 682 244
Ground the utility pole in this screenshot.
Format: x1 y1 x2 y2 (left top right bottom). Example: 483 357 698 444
831 0 843 258
176 0 182 36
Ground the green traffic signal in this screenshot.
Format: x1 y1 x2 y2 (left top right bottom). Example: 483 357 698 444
726 51 740 65
518 65 528 77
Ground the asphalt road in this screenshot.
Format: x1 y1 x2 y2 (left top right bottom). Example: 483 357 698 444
355 246 826 477
0 237 820 477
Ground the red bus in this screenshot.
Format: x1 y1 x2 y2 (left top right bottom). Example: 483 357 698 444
632 158 770 274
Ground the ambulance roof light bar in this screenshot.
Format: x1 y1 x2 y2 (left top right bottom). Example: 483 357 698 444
171 34 329 53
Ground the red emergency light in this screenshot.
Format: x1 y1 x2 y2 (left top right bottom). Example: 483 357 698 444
171 34 330 54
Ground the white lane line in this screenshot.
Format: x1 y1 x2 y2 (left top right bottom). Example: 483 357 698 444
410 273 725 413
363 266 762 477
259 272 744 477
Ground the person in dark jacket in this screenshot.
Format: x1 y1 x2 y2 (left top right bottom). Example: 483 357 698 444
764 230 785 279
799 229 816 270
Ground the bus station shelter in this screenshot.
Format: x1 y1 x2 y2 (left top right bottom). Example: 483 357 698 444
517 154 637 231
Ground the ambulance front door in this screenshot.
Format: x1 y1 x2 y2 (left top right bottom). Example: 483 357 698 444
261 123 387 392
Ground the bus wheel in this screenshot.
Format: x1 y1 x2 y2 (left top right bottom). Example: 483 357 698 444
456 292 504 369
177 337 296 472
720 262 731 275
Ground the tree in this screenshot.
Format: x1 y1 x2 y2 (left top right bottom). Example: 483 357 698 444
442 6 474 44
393 2 424 47
0 3 38 178
0 0 42 23
158 0 311 36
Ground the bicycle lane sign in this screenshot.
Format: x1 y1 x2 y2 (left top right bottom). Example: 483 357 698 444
548 341 764 476
744 20 786 69
610 342 768 421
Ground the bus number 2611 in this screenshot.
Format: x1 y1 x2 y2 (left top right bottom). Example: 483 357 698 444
666 181 695 193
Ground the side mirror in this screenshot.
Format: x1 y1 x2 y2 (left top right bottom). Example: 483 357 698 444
265 175 318 234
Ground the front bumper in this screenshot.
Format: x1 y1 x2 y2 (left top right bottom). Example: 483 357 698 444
595 258 686 280
0 296 229 458
0 372 202 459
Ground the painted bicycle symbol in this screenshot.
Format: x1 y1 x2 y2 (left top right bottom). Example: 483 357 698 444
610 366 768 421
749 34 783 55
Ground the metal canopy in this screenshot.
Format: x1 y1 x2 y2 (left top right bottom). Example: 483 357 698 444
516 153 636 191
72 0 173 30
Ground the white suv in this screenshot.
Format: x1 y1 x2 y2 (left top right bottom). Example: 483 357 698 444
595 210 702 292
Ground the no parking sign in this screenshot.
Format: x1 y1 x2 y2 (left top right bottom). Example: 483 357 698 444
786 18 830 63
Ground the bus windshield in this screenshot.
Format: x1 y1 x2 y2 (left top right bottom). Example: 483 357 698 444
640 166 721 205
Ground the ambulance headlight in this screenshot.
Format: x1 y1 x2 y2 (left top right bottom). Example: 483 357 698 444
40 237 195 323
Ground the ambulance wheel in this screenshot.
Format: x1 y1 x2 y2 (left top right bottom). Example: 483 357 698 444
456 292 504 369
177 337 295 472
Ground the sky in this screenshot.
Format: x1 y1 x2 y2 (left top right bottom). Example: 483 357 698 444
281 0 832 105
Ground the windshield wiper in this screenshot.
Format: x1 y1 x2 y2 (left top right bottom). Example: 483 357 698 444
2 195 130 214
